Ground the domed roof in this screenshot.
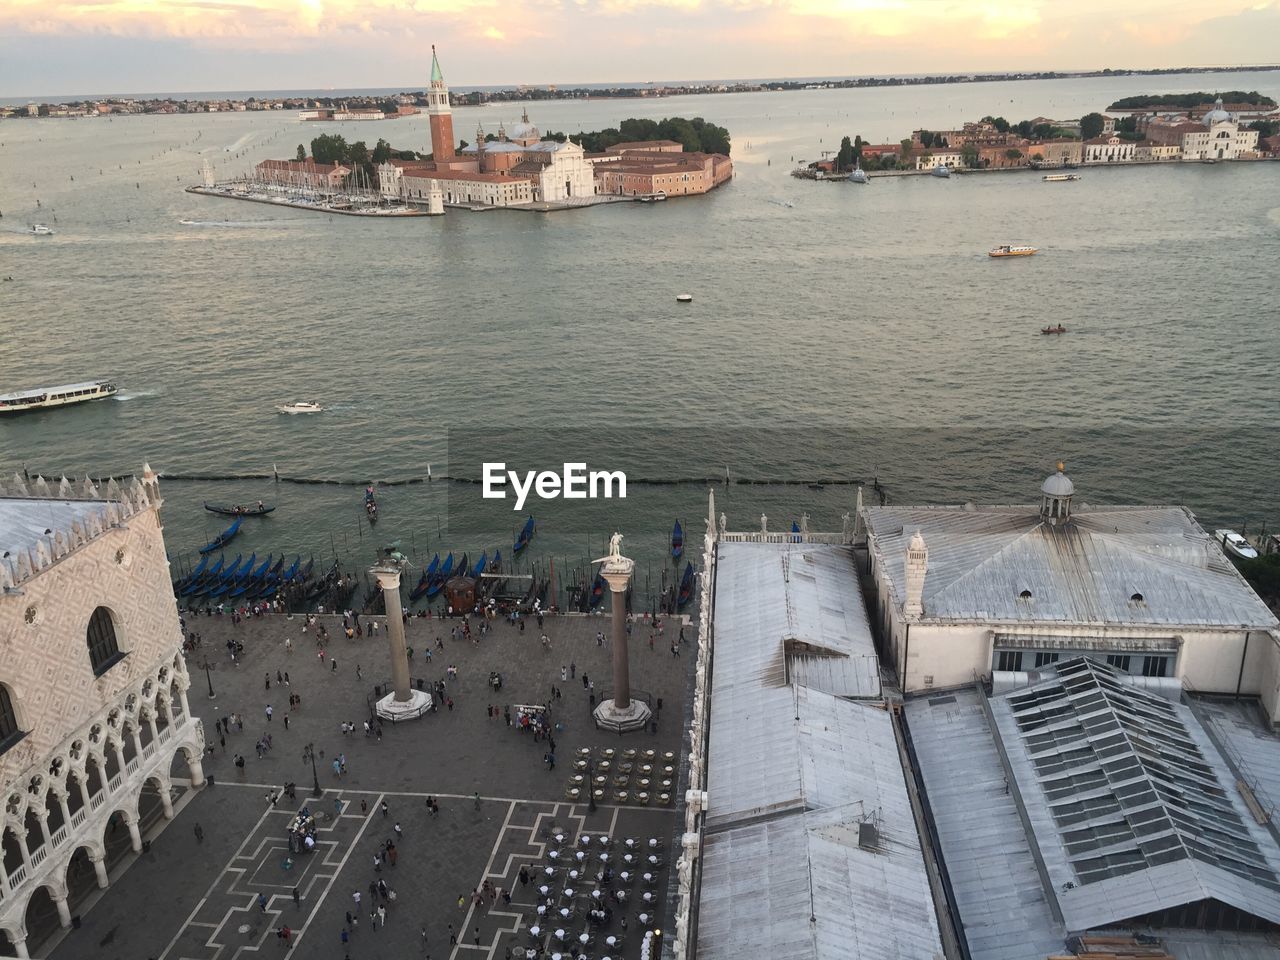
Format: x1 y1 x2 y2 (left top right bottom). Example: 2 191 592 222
1041 465 1074 497
509 122 539 140
1204 97 1232 126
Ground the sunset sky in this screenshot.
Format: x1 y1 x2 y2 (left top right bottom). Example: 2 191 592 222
1 0 1276 97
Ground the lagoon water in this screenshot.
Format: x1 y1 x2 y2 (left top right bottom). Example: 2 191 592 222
2 70 1279 600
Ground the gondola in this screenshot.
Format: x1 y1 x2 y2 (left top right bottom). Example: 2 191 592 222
671 520 683 560
677 562 696 608
472 552 487 578
455 554 470 583
364 486 378 524
425 553 454 599
218 553 246 582
489 550 502 574
204 501 276 517
513 516 535 554
186 554 211 580
250 554 273 581
198 517 243 554
409 554 440 602
279 556 301 583
293 558 315 584
266 556 286 581
590 572 606 608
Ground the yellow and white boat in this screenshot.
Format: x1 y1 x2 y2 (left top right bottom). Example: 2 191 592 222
989 244 1038 258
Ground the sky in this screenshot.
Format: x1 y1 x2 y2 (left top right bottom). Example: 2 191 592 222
1 0 1277 98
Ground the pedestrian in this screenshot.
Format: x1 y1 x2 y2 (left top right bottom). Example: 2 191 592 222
473 792 481 811
257 892 268 912
571 661 577 679
341 928 349 947
560 664 567 681
319 649 325 664
394 821 403 838
332 658 338 673
283 714 290 730
360 799 368 814
292 886 300 907
596 631 604 647
519 865 530 886
446 697 454 711
387 845 397 866
265 704 273 722
377 904 386 926
504 706 511 726
356 664 363 680
277 670 283 685
582 672 588 689
373 853 382 873
381 799 389 817
265 673 271 690
589 679 594 694
449 924 457 945
194 823 204 843
474 925 481 946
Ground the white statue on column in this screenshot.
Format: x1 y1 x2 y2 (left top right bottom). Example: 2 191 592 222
609 532 623 556
760 513 768 532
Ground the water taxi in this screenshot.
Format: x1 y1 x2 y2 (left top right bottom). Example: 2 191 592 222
1042 174 1081 182
849 163 869 184
989 245 1038 258
0 380 117 414
1214 529 1258 560
930 164 951 178
675 294 693 303
30 224 54 236
278 401 324 415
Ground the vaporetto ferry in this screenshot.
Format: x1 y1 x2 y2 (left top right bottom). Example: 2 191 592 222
0 380 117 414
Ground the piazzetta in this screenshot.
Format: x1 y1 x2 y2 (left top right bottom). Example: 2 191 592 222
482 463 627 511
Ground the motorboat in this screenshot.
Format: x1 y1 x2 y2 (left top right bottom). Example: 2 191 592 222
849 165 869 184
1214 529 1258 560
1042 174 1082 182
1041 325 1067 335
676 293 693 303
0 379 116 414
30 224 54 236
931 164 951 178
278 401 323 415
989 245 1038 258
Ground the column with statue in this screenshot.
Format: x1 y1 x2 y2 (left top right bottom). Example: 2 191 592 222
592 533 652 733
371 556 432 722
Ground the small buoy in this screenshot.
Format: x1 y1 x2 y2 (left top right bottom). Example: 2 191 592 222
675 294 693 303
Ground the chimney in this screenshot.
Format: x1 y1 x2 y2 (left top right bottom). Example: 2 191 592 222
903 530 927 618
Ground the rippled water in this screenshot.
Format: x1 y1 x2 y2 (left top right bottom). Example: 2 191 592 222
2 71 1279 593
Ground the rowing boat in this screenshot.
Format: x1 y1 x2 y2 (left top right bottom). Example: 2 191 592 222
198 517 243 554
204 502 276 517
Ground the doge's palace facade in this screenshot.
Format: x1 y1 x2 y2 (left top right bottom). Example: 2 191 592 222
0 466 204 957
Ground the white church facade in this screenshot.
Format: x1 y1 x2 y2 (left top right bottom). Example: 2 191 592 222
0 468 204 957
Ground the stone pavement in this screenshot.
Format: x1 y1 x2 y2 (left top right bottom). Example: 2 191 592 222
48 609 693 960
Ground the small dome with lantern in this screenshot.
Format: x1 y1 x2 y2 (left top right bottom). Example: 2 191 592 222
1203 97 1232 127
1040 462 1074 525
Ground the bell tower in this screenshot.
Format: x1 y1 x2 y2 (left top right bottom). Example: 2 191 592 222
427 45 455 162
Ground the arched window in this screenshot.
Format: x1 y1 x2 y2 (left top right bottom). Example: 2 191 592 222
87 607 124 676
0 685 23 755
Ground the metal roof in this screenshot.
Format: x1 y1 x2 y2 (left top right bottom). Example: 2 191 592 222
0 497 112 564
904 690 1066 960
990 659 1280 930
699 541 940 960
864 504 1276 628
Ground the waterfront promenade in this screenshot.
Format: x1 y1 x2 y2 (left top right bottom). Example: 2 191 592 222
46 611 693 960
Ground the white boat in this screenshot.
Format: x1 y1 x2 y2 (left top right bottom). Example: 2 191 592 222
1042 174 1082 182
1214 529 1258 560
675 294 693 304
0 379 116 414
278 401 324 415
849 164 868 185
989 244 1039 258
930 164 951 178
30 224 54 236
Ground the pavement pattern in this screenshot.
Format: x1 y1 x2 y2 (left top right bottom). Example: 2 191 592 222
47 608 693 960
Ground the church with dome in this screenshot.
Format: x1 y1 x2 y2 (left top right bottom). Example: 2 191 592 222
1143 96 1260 161
860 463 1279 708
375 47 594 206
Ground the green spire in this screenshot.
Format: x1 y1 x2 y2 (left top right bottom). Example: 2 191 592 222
430 45 444 84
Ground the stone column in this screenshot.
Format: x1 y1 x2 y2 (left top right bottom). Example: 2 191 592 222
91 855 108 888
125 816 142 853
36 813 51 849
76 776 92 812
187 752 206 788
53 894 71 928
159 786 175 819
10 935 28 959
112 744 127 784
592 535 651 733
177 685 192 721
57 794 72 833
604 565 633 710
372 565 411 702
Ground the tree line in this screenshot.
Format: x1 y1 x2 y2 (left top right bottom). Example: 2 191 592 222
541 117 731 155
1107 91 1275 110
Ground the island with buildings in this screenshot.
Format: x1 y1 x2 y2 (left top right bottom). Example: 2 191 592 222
190 47 733 214
800 93 1278 178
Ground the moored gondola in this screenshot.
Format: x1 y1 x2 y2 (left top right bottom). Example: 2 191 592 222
671 520 683 560
677 562 696 608
198 517 243 554
489 550 502 574
425 553 455 599
204 501 276 517
513 516 535 554
472 551 487 578
409 554 440 602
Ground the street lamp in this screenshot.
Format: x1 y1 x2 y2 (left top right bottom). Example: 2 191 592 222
304 743 322 798
201 659 216 699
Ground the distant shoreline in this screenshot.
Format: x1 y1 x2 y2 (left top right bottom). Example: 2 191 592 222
5 64 1280 111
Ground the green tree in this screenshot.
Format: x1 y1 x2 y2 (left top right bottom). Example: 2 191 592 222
1033 123 1054 140
1080 112 1105 140
372 138 393 164
1005 148 1023 162
836 135 854 172
961 143 979 168
1015 120 1034 139
1116 116 1137 134
295 143 306 161
919 130 935 148
348 141 370 165
983 115 1010 133
900 138 914 165
310 133 349 164
1248 119 1277 138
